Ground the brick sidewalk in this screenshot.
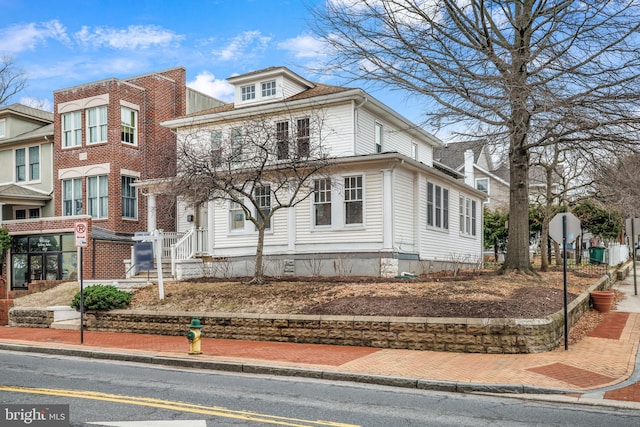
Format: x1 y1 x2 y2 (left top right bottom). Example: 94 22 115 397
1 311 639 406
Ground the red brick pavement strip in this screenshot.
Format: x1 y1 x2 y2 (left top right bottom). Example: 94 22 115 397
0 327 379 366
604 383 640 403
526 363 615 389
588 312 630 340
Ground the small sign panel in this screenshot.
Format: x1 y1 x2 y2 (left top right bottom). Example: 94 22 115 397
74 222 88 248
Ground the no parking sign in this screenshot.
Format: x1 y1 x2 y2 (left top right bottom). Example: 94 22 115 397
74 222 88 247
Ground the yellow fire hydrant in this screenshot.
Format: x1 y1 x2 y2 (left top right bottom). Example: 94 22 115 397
186 317 203 355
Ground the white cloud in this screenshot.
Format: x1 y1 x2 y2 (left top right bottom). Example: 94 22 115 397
0 20 70 54
19 96 53 112
212 31 271 62
277 34 328 59
74 25 184 49
187 71 234 102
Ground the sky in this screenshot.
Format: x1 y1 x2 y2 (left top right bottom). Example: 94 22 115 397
0 0 426 130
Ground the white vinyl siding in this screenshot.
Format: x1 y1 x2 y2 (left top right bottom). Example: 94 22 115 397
393 169 415 250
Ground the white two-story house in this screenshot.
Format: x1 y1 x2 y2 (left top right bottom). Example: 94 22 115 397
143 67 485 278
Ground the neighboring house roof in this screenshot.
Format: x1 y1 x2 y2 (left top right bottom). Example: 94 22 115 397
0 123 53 144
0 183 51 201
0 103 53 123
433 140 488 171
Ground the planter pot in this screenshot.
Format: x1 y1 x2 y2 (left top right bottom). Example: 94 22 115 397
590 290 615 313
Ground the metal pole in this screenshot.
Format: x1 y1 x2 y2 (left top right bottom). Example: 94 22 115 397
633 220 638 296
79 247 84 344
563 215 568 351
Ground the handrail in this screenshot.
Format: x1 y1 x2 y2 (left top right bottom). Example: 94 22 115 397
170 227 209 277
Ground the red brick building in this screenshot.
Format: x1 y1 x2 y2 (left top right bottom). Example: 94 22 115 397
1 67 221 295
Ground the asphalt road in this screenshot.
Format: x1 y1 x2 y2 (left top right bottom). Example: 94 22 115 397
1 350 639 426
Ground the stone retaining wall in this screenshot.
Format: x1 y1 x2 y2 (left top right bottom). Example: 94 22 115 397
8 272 614 354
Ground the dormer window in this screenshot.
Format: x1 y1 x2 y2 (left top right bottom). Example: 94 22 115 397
261 80 276 97
241 84 256 101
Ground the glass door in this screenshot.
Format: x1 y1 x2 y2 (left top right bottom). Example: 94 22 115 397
29 255 43 282
46 254 60 280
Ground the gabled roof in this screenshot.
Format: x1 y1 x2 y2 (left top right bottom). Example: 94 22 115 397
1 123 53 144
0 103 53 123
433 140 487 171
0 183 51 201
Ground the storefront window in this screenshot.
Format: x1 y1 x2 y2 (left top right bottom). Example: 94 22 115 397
11 233 76 289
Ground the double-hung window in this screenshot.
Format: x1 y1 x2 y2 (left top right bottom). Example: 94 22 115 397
15 148 26 182
344 175 363 225
241 84 255 101
231 128 243 161
261 80 276 97
314 178 332 226
16 146 39 182
88 106 108 144
88 175 108 218
375 122 383 153
229 201 245 231
29 146 40 181
62 178 82 216
296 118 310 158
459 196 477 236
254 185 271 230
121 107 137 145
276 121 289 159
427 182 449 229
62 111 82 147
122 176 137 219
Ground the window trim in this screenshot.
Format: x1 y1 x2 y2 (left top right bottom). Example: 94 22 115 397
254 185 272 230
241 84 256 101
87 105 108 144
296 117 310 158
459 195 477 237
62 111 82 148
87 175 109 219
121 106 138 145
313 178 332 227
344 175 364 226
426 181 449 230
276 121 289 160
261 80 276 97
475 177 489 194
374 122 383 153
15 145 40 183
121 175 138 220
62 178 83 216
227 200 247 233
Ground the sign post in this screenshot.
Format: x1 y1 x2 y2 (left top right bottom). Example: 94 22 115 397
625 218 639 296
549 212 581 351
132 230 164 300
74 222 88 344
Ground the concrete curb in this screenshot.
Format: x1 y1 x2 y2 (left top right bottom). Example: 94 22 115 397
0 342 568 396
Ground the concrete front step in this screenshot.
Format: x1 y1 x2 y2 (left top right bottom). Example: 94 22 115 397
50 318 80 331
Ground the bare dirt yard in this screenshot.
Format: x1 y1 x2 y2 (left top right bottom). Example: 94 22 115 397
15 269 616 345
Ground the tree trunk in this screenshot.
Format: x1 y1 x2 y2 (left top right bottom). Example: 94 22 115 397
252 226 266 284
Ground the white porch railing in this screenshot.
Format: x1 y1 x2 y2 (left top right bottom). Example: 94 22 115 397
162 232 184 258
170 227 208 276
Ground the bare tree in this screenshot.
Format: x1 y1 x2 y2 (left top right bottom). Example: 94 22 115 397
594 153 640 219
0 56 27 106
314 0 640 274
173 110 333 284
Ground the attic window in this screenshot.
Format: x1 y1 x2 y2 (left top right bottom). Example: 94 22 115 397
241 84 256 101
262 80 276 97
